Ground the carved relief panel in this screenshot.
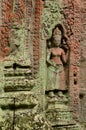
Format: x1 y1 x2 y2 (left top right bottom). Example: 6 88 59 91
0 0 35 88
0 0 39 129
0 0 84 129
1 0 34 64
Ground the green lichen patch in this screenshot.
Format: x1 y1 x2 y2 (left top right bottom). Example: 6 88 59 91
42 0 63 38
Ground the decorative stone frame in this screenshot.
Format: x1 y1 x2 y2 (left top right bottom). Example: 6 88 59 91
0 0 82 123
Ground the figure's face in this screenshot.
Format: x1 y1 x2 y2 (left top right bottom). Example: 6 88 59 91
53 27 61 46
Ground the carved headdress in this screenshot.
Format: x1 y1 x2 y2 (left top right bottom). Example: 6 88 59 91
47 24 68 49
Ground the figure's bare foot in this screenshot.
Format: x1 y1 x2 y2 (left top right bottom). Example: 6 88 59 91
48 91 55 98
49 97 58 102
58 91 64 97
57 91 68 103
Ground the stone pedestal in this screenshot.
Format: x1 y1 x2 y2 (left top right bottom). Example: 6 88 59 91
46 98 82 130
46 100 73 126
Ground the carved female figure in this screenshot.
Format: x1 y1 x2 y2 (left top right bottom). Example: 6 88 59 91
46 24 69 98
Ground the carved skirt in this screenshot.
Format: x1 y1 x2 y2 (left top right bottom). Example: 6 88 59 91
46 65 66 91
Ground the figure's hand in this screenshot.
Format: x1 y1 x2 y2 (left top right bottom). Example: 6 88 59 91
51 60 57 67
47 60 56 67
62 40 70 50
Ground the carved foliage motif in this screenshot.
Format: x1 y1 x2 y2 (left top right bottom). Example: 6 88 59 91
0 0 33 66
42 0 63 38
0 0 26 58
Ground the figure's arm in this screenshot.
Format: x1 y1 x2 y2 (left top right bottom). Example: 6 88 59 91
46 49 56 66
61 48 69 64
46 49 52 65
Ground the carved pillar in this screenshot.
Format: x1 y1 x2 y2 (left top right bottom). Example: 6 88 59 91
63 0 81 121
33 0 43 75
0 0 2 26
80 0 86 122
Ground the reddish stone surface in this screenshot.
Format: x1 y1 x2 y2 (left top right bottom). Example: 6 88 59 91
0 0 43 75
0 0 25 58
63 0 81 121
80 0 86 122
33 0 43 75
